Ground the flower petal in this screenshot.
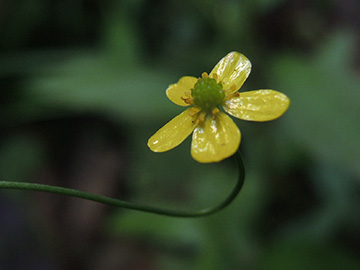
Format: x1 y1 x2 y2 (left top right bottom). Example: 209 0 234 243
209 52 251 94
148 108 196 152
166 76 198 106
223 90 290 121
191 112 241 163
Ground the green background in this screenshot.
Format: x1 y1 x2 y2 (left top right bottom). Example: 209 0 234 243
1 0 359 269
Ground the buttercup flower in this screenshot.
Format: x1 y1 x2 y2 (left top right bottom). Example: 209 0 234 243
148 52 290 163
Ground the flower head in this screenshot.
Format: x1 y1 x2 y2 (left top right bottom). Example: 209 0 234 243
148 52 290 163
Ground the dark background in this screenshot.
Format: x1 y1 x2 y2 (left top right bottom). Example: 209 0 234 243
1 0 360 269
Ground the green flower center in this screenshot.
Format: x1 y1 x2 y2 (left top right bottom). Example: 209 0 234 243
191 77 225 111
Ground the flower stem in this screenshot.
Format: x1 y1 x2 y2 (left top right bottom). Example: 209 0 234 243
0 152 245 217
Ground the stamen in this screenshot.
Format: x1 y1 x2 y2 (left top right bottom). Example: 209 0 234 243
198 112 206 122
226 91 240 101
181 96 194 105
212 73 218 81
212 107 220 120
188 106 201 117
201 72 209 78
193 111 206 126
229 84 237 93
212 107 220 115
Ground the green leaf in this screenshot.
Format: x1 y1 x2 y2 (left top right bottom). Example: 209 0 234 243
270 30 360 175
26 53 178 124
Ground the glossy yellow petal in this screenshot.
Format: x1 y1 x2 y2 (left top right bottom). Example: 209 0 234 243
166 76 198 106
223 90 290 121
191 113 241 163
209 52 251 94
148 108 196 152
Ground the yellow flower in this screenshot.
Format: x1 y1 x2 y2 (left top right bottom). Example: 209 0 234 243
148 52 290 163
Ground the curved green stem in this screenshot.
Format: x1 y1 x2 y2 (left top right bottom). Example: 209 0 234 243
0 152 245 217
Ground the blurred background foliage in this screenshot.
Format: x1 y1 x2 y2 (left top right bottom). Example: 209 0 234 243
1 0 360 269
